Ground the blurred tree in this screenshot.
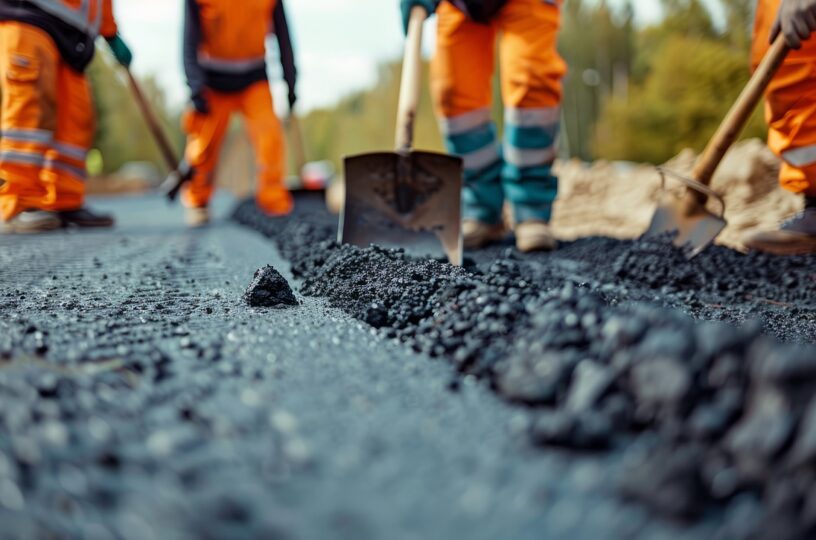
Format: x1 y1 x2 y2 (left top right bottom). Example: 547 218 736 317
298 61 443 172
660 0 718 38
721 0 755 49
560 0 635 159
593 0 766 163
88 53 182 175
594 35 765 162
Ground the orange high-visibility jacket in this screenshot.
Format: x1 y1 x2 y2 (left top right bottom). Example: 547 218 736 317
184 0 296 99
0 0 117 71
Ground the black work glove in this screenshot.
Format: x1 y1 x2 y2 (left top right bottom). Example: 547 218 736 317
191 92 210 115
771 0 816 49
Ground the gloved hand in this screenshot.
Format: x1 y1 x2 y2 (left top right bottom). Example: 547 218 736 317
771 0 816 49
191 92 209 115
400 0 437 34
106 34 133 67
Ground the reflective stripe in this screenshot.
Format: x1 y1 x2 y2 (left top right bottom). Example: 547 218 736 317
0 150 45 167
440 108 492 136
1 128 54 144
198 53 267 73
53 142 88 161
25 0 102 36
503 144 556 168
505 106 560 128
782 145 816 168
46 159 87 180
462 142 500 171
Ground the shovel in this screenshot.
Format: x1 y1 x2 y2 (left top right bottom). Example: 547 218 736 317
121 69 192 201
339 6 464 265
285 113 332 192
644 35 789 258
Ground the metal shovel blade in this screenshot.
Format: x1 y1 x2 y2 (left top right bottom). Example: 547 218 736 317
340 150 463 265
644 169 727 259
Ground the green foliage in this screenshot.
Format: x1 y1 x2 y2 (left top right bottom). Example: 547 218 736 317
88 53 182 175
592 0 766 163
594 36 765 162
560 0 635 159
298 62 445 171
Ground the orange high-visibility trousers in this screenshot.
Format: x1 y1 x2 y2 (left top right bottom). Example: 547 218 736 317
431 0 564 117
181 80 291 214
431 0 566 224
754 0 816 196
0 21 94 221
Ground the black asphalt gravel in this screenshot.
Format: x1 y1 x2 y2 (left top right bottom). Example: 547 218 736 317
0 194 729 540
233 194 816 540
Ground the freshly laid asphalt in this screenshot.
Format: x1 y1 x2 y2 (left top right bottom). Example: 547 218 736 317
0 194 723 540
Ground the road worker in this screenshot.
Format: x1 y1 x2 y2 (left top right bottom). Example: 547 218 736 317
400 0 566 252
181 0 296 227
744 0 816 254
0 0 131 233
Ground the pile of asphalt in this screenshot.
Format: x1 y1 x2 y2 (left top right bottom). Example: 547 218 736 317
234 197 816 538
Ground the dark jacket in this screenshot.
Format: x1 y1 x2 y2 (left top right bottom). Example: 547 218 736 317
183 0 296 99
0 0 108 72
451 0 507 23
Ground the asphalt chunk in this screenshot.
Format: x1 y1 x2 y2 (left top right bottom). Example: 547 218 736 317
244 265 298 307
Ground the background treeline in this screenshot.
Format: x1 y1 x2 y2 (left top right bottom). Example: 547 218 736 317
90 0 763 176
88 56 182 175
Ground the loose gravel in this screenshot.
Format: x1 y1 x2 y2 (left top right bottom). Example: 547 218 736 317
234 196 816 539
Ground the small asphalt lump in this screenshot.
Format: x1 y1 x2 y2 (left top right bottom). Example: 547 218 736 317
244 265 298 308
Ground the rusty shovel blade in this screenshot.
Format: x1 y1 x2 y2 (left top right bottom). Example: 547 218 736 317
644 168 728 259
645 196 727 259
644 168 727 259
340 150 463 265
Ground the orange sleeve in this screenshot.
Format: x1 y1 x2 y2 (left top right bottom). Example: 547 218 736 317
100 0 118 39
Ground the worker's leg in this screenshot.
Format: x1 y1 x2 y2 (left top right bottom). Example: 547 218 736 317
431 2 502 226
181 91 232 209
753 0 816 197
238 81 292 216
742 0 816 254
0 22 58 222
39 59 93 213
496 0 566 225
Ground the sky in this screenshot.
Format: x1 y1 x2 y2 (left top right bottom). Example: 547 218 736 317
116 0 723 115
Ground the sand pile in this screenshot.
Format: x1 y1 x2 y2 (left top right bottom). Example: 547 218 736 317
552 139 801 248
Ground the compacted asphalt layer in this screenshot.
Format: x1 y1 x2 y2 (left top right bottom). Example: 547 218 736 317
0 194 723 540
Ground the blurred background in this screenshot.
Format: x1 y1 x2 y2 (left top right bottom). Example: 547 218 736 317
92 0 762 196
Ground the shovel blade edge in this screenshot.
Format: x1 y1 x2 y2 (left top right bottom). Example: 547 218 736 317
644 199 727 259
340 151 464 265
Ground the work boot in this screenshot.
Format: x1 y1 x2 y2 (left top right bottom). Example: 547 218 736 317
58 208 115 229
463 219 506 249
185 206 210 228
257 189 294 217
515 220 557 253
1 210 61 234
743 198 816 255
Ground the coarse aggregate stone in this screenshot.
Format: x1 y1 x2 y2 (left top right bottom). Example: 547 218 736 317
233 195 816 539
2 194 724 540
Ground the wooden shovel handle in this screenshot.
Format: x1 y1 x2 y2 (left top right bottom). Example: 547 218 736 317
287 113 307 173
125 69 180 172
692 35 789 186
395 6 428 152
